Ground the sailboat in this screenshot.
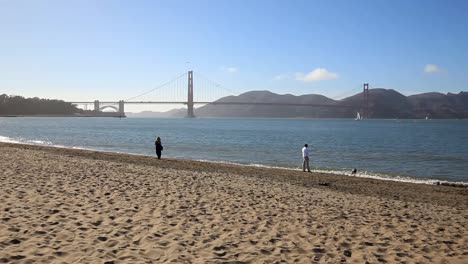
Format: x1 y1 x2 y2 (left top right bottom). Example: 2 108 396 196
355 112 362 120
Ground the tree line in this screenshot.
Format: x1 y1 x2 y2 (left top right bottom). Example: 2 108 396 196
0 94 82 116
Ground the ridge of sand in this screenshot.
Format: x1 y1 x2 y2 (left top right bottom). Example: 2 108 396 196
0 143 467 263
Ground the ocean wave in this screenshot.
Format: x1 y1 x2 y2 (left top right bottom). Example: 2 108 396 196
28 140 53 145
0 135 53 146
309 168 468 187
0 135 21 144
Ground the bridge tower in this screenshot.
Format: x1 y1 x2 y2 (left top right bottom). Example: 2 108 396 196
362 83 369 119
94 100 100 113
118 100 125 117
187 70 195 118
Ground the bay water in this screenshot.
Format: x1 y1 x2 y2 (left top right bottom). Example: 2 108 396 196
0 117 467 185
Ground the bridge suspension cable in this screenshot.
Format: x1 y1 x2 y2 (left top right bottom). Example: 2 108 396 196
194 71 241 101
124 72 187 102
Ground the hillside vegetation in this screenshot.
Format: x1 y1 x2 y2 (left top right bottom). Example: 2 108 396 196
0 94 82 116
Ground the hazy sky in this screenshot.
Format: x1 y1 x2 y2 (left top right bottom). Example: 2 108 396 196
1 0 467 111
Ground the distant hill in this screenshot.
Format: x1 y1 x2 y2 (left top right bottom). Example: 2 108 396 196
157 89 468 119
195 90 343 118
408 92 468 118
340 88 414 118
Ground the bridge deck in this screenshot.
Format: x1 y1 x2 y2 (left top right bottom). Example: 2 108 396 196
70 101 354 108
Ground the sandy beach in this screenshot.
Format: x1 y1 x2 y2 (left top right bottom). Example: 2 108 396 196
0 142 467 263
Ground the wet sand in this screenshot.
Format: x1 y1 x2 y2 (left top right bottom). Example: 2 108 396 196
0 142 467 263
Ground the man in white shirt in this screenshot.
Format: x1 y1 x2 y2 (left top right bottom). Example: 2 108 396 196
302 144 311 172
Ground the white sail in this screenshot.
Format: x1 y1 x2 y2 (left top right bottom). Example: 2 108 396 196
355 112 361 120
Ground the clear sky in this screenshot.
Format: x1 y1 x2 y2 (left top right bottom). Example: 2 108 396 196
1 0 467 111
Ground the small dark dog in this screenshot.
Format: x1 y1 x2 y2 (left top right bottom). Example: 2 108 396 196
351 168 357 174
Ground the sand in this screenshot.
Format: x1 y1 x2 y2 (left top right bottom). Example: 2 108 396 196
0 142 467 263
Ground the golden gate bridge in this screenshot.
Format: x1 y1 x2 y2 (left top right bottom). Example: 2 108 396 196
69 71 370 118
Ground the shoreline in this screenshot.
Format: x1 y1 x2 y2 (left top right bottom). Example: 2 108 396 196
1 142 467 209
2 115 468 119
0 115 125 118
0 137 467 188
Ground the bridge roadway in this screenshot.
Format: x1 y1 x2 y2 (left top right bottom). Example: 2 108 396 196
70 101 354 108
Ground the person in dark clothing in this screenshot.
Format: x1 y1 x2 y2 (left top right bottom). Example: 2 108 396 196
155 137 163 159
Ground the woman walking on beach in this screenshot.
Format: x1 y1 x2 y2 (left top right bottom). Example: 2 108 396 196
155 137 163 159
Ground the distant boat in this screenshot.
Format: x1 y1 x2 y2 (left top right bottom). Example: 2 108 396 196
355 112 362 120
